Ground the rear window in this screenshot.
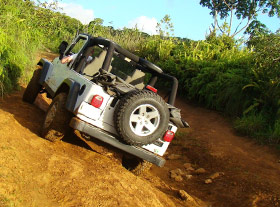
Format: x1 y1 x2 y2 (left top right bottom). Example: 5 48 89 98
110 54 135 80
110 54 147 89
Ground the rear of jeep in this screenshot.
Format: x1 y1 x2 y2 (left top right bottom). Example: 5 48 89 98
23 34 188 173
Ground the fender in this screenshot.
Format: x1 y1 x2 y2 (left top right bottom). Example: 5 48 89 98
37 58 53 85
57 79 81 112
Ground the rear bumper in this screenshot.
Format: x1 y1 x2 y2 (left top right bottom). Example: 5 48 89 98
69 117 166 167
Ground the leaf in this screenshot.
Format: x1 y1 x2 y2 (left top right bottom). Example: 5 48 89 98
242 82 259 90
17 19 26 23
243 102 260 115
252 69 259 80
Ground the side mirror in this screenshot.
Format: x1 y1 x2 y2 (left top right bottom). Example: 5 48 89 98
58 41 68 60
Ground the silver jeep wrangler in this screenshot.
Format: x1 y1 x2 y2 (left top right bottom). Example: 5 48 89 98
23 34 189 174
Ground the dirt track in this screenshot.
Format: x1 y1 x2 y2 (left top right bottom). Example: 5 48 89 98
0 53 280 207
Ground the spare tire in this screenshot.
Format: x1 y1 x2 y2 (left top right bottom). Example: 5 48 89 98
115 90 169 146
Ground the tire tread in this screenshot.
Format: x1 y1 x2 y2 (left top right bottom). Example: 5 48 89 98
115 90 169 146
22 69 42 104
41 93 72 142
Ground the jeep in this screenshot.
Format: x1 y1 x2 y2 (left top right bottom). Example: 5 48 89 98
23 34 189 174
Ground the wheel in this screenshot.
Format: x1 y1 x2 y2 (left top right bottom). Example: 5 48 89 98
115 90 169 146
23 68 42 104
41 93 72 142
122 155 152 175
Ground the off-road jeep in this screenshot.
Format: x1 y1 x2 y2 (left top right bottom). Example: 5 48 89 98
23 34 189 174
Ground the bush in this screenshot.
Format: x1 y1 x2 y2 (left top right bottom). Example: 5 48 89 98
139 34 254 116
0 0 82 94
272 120 280 144
138 32 280 144
234 112 267 136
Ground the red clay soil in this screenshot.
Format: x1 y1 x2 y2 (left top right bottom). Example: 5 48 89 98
146 97 280 207
0 90 181 207
0 52 279 207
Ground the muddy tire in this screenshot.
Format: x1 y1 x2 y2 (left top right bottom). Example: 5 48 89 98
115 90 169 146
22 69 42 104
122 155 152 175
41 93 72 142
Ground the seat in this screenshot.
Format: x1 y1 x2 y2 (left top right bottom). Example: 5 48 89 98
82 50 107 79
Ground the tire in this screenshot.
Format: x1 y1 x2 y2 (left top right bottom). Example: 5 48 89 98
122 155 152 175
41 93 72 142
22 69 42 104
115 90 169 146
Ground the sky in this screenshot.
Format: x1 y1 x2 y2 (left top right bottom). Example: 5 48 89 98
57 0 280 40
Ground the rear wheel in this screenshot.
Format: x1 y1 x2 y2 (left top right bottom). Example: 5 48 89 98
41 93 72 142
122 155 152 175
23 68 42 104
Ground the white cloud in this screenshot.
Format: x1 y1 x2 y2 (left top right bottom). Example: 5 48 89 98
58 2 94 24
128 16 158 35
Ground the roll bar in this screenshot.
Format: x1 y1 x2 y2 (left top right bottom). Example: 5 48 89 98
68 34 178 105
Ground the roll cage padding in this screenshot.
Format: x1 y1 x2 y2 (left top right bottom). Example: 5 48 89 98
139 58 163 74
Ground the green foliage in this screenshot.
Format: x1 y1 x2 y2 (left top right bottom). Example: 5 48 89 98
234 112 267 137
200 0 280 20
156 15 174 37
237 33 280 143
0 0 82 93
245 20 270 37
234 111 280 145
272 120 280 143
138 30 280 144
101 27 147 52
0 0 37 92
139 33 254 116
108 28 147 52
246 34 280 110
200 0 280 36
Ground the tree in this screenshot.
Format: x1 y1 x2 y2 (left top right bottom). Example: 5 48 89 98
200 0 280 37
88 18 104 36
156 15 174 37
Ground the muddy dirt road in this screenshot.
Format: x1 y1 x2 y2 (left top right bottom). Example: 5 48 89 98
0 53 280 207
0 90 182 207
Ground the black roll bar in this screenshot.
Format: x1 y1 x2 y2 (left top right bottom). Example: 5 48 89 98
83 34 178 105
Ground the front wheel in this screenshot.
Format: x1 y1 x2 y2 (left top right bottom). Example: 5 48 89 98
41 93 72 142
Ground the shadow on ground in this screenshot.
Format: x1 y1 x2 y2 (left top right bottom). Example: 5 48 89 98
0 88 91 151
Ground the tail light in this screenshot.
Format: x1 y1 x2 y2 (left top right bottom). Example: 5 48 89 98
163 130 175 142
91 95 103 108
146 85 157 93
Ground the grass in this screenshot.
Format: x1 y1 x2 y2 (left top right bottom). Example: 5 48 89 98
173 130 191 146
233 113 267 137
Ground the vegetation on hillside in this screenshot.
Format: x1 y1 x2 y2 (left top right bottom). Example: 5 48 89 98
0 0 81 93
0 0 279 145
